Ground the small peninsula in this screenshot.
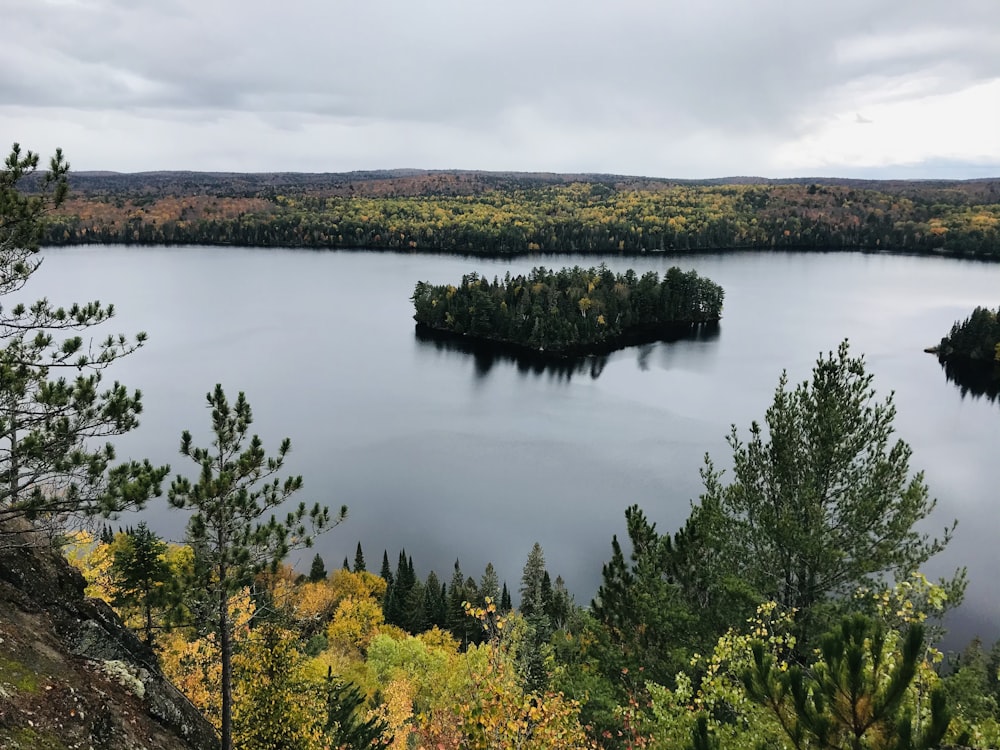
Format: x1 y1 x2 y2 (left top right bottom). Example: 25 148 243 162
412 264 724 356
933 306 1000 400
935 306 1000 364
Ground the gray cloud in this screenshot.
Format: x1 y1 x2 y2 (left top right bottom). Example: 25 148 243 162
2 0 998 175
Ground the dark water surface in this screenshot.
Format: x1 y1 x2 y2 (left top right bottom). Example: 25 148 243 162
31 246 1000 648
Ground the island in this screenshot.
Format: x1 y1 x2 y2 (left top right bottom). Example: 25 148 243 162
411 264 724 356
932 305 1000 400
935 306 1000 363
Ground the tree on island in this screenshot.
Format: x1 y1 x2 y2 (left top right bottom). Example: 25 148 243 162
168 384 345 750
0 143 167 542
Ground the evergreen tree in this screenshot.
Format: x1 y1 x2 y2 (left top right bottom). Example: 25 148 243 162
384 550 416 629
942 638 1000 730
547 575 573 631
404 577 427 634
500 582 512 613
342 556 350 571
700 341 960 648
379 550 393 588
323 668 390 750
540 570 553 617
109 522 175 647
519 542 553 691
308 553 327 582
423 571 447 630
743 615 951 750
519 542 547 618
479 562 501 605
353 541 366 572
447 559 472 643
0 143 167 540
592 504 738 686
168 385 344 750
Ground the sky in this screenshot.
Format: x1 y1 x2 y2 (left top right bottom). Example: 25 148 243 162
3 0 999 179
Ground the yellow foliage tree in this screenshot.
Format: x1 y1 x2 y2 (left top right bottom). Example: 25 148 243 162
327 596 386 653
64 529 118 600
232 623 326 750
412 599 594 750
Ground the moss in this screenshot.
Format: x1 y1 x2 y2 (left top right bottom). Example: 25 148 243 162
0 654 40 694
0 727 66 749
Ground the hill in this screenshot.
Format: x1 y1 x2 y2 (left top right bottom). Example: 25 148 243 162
36 169 1000 258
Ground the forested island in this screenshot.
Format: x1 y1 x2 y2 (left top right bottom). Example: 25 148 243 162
412 265 724 355
937 306 1000 363
38 169 1000 258
934 306 1000 400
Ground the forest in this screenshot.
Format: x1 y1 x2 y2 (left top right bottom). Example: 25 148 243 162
3 145 1000 750
937 306 1000 364
934 306 1000 402
411 265 723 355
36 169 1000 258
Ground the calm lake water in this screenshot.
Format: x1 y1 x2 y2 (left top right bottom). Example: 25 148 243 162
31 245 1000 649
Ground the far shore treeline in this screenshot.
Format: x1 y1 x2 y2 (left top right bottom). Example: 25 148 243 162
38 170 1000 258
412 265 723 355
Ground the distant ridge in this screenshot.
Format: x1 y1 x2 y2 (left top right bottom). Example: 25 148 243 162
64 169 1000 201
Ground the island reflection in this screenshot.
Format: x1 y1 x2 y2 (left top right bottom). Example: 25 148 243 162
414 322 719 382
940 358 1000 403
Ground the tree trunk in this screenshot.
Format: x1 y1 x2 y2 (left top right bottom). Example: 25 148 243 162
219 581 232 750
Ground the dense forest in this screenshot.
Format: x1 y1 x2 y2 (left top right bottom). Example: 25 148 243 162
37 169 1000 258
411 265 723 355
937 306 1000 363
5 146 1000 750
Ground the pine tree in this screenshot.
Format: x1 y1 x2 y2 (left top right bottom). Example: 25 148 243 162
520 542 547 618
384 550 416 629
548 575 573 630
168 385 344 750
354 541 366 572
479 562 500 605
448 559 471 643
308 553 327 582
700 341 959 648
379 550 393 588
0 143 167 541
743 615 951 750
592 505 702 685
500 582 512 613
109 522 175 647
404 577 427 633
323 667 390 750
423 571 447 629
519 542 553 691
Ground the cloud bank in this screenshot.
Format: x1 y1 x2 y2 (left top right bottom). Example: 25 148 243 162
3 0 998 177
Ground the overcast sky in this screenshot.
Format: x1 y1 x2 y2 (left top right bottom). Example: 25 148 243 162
3 0 999 178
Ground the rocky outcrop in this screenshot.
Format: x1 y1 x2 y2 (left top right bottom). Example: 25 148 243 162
0 521 218 750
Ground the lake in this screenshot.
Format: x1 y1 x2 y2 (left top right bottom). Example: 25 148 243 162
30 245 1000 649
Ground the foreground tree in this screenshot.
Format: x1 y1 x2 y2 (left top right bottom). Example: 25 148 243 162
743 615 951 750
698 341 958 647
0 143 166 539
168 385 345 750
